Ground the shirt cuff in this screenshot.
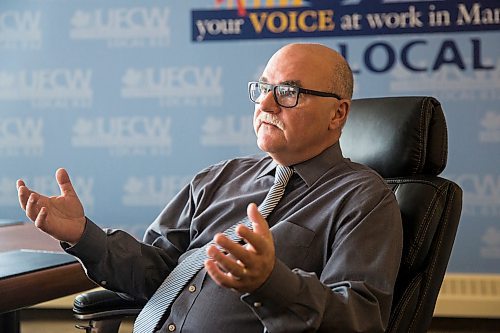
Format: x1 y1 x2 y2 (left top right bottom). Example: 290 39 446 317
241 259 301 313
61 217 107 264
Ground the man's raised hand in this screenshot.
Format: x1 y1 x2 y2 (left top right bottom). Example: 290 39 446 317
17 168 86 245
204 203 276 293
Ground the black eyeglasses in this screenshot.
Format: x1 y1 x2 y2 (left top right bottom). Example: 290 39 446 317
248 81 342 108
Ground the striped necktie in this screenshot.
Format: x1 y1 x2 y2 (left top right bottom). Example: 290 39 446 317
133 165 294 333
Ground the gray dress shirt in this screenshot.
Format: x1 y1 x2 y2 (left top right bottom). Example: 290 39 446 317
65 143 403 332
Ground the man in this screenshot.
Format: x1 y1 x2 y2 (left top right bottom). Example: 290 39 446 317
17 43 402 332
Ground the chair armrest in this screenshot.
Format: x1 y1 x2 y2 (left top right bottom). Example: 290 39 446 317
73 289 145 321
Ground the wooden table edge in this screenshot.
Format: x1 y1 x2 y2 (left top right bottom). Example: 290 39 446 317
0 260 96 314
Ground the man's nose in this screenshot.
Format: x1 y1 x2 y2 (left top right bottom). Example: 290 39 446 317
259 90 280 113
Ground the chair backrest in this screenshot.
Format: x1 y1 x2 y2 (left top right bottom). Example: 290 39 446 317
340 96 463 333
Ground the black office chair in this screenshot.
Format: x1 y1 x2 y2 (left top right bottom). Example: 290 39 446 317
341 96 462 332
73 96 462 333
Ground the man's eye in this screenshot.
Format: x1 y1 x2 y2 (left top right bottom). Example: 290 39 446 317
277 86 296 97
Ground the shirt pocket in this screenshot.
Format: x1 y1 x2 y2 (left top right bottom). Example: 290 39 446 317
271 221 316 269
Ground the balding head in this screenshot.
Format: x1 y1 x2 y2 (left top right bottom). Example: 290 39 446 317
268 43 353 100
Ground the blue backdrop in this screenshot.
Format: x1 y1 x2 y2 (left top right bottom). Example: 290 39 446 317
1 0 499 273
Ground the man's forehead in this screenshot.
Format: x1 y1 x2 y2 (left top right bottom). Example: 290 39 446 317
261 53 329 87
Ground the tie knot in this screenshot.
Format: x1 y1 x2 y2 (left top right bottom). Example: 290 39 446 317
274 165 294 186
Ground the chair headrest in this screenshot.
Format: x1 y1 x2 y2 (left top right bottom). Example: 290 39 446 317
340 96 447 178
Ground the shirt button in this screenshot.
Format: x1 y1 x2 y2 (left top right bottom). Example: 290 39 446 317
168 323 176 332
253 301 262 308
100 280 107 286
188 285 196 293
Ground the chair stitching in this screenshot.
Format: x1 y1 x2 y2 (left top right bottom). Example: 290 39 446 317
408 186 456 332
386 177 446 266
406 193 436 266
407 183 447 267
387 178 440 189
408 186 456 331
387 178 440 264
414 98 427 174
387 275 422 332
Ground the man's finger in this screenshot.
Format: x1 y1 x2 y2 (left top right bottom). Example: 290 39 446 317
25 193 41 222
206 243 244 276
204 258 239 289
236 224 270 256
34 207 49 230
246 203 271 236
213 233 252 264
16 179 25 190
237 203 273 254
17 181 31 210
56 168 77 197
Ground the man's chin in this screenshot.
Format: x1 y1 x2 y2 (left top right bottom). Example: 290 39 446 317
257 139 281 154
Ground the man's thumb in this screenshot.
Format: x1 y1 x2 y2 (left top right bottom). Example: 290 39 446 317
56 168 76 196
247 203 269 235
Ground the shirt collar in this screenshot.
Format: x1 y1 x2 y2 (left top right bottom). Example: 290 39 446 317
257 143 345 187
256 159 278 180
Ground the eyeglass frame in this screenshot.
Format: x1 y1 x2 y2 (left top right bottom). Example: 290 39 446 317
248 81 342 108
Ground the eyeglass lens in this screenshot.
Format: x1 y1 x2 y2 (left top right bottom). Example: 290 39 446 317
249 82 299 108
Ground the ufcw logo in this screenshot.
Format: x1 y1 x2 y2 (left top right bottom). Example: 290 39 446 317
122 175 191 207
0 69 93 108
201 116 255 148
0 10 42 49
0 117 43 156
449 173 500 218
121 66 223 107
71 116 172 156
479 111 500 143
0 175 94 208
70 7 170 47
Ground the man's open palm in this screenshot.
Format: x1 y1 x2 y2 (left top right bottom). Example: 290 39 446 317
17 168 86 244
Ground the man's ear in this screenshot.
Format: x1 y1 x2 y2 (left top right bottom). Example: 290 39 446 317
329 100 351 130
